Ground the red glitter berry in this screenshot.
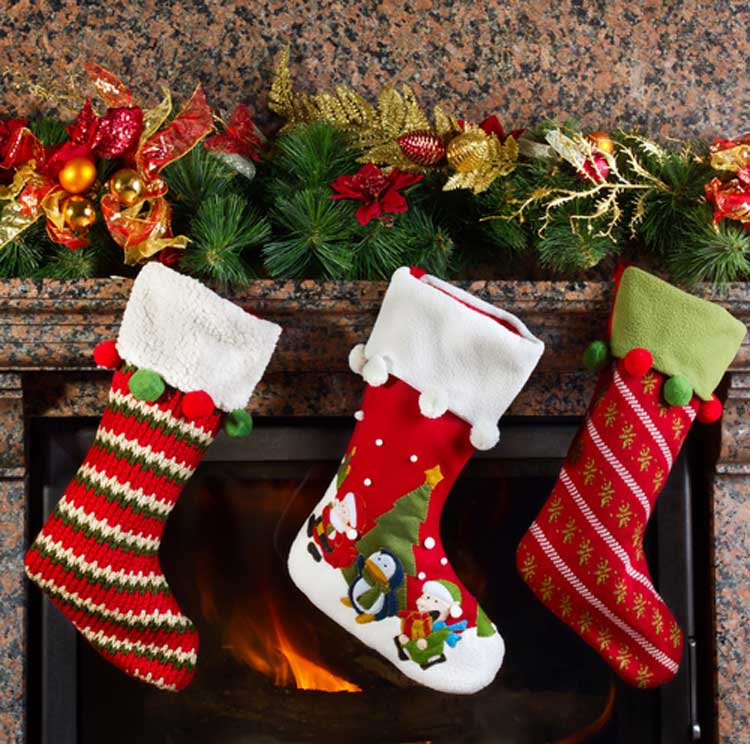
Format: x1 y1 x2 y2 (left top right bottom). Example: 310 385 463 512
623 348 653 378
93 340 122 369
182 390 215 420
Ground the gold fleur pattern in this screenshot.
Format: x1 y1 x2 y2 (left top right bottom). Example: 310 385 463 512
616 501 633 528
582 457 599 485
519 552 536 582
603 401 619 428
594 558 612 585
562 518 578 544
672 417 685 440
619 422 636 449
547 495 564 522
633 593 647 619
616 644 633 671
613 578 628 605
637 446 653 472
539 575 554 601
635 665 654 688
641 372 658 395
598 479 615 506
577 537 594 564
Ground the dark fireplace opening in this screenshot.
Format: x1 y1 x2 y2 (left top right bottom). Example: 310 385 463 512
27 417 708 744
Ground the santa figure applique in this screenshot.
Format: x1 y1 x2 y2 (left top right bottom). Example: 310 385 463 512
396 579 468 670
307 489 363 568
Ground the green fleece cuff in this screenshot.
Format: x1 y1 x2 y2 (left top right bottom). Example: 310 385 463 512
610 267 746 401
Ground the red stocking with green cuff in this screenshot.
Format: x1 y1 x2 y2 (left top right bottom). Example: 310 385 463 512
24 263 281 691
517 267 746 688
288 266 545 694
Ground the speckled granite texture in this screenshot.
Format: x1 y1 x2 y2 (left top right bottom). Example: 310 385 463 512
3 1 750 139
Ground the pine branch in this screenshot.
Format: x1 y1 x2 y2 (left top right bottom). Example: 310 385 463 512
667 211 750 284
40 244 99 279
0 220 47 277
263 188 360 278
179 194 270 289
264 121 360 203
28 117 68 146
162 146 239 219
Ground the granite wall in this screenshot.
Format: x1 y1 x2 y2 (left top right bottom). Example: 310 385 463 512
3 1 750 139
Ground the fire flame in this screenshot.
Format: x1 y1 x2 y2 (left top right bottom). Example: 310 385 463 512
222 598 361 693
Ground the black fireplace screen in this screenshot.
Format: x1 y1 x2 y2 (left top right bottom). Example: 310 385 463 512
27 418 706 744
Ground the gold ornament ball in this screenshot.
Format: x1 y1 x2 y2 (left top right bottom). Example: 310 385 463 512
109 168 145 206
587 131 614 155
58 156 97 194
446 131 490 173
62 195 97 230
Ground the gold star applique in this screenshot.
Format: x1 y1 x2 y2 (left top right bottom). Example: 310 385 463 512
424 465 444 488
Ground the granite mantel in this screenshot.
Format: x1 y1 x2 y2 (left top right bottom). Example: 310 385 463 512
0 277 748 744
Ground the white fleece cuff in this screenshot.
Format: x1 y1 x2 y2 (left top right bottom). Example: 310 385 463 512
351 267 544 449
117 263 281 412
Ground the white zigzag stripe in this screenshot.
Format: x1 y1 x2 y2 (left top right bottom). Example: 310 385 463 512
586 418 651 519
96 427 196 481
56 498 161 552
529 522 679 674
80 626 197 665
131 668 178 691
33 533 169 591
109 389 214 446
613 369 673 470
560 469 662 597
684 404 697 423
78 462 173 518
25 570 193 629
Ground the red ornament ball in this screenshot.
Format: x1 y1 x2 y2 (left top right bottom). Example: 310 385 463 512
93 340 122 369
623 347 653 377
697 394 723 424
182 390 215 420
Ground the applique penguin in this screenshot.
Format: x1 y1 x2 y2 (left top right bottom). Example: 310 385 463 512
341 549 404 624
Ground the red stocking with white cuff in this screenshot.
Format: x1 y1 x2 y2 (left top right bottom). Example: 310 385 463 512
287 266 544 694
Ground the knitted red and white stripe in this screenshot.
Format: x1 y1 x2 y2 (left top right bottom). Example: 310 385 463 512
25 264 281 691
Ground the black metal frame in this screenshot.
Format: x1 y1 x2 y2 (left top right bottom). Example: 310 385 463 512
27 417 704 744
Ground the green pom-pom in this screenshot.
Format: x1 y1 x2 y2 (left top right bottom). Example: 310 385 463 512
128 369 165 402
664 375 693 407
224 409 254 438
583 340 610 371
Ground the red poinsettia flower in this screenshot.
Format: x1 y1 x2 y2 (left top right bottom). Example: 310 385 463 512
478 115 526 143
204 104 263 162
330 163 423 226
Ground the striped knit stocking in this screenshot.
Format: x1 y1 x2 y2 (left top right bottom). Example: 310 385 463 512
517 267 745 688
24 264 281 691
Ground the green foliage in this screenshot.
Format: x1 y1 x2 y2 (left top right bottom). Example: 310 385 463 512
263 121 359 203
666 212 750 284
264 189 359 278
179 194 271 289
28 117 68 146
162 147 239 218
40 243 100 279
0 220 47 277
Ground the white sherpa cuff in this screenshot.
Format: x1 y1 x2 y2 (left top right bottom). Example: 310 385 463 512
349 267 544 449
117 263 281 412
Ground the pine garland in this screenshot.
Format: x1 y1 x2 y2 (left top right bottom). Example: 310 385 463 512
1 57 750 287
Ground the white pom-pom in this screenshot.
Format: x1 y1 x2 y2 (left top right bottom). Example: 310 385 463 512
346 528 358 540
449 604 464 619
362 354 389 386
348 344 367 375
470 421 500 450
419 388 448 419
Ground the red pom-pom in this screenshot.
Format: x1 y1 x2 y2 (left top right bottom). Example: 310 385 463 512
182 390 215 420
93 340 122 369
623 348 653 378
410 266 427 278
697 394 723 424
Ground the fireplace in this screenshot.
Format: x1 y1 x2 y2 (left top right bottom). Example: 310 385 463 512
1 278 747 743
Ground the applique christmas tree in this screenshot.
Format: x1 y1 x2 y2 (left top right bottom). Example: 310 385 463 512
342 466 441 609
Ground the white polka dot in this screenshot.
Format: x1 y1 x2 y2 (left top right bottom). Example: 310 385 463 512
375 438 383 446
364 478 372 486
418 571 426 580
354 410 364 421
440 557 448 566
410 454 418 462
424 537 436 549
